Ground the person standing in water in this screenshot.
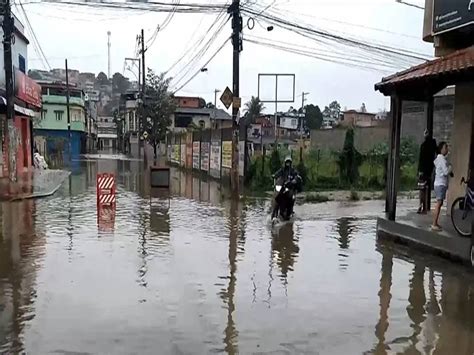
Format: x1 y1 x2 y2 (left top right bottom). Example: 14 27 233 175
432 142 453 231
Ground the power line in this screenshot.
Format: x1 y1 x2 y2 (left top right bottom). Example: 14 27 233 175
17 0 51 70
22 0 230 14
242 4 431 63
173 36 230 93
395 0 424 10
169 11 229 87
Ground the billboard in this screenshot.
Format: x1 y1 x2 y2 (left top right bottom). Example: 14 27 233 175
238 141 245 177
222 141 232 169
15 70 42 108
433 0 474 35
200 142 210 172
210 141 221 178
180 144 186 167
193 142 200 170
186 134 193 168
172 145 180 164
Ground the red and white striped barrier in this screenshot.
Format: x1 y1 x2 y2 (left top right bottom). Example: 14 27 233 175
98 194 116 205
96 173 116 207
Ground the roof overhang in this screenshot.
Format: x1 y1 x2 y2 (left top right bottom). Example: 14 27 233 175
375 46 474 100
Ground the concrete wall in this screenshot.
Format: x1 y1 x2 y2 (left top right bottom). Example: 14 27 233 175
447 83 474 210
310 95 455 152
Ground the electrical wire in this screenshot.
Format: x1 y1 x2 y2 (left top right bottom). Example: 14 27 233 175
17 0 51 70
241 4 432 66
173 36 230 93
170 14 229 88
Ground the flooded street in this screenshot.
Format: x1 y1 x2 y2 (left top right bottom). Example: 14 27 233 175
1 159 474 354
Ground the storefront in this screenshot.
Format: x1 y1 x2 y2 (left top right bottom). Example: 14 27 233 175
0 70 42 179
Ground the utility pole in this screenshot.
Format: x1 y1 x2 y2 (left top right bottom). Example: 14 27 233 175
139 29 146 159
301 91 309 139
2 0 16 181
229 0 242 193
214 89 220 108
65 59 72 162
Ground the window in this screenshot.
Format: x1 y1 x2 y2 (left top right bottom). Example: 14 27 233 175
41 87 48 95
41 109 47 120
54 110 64 121
199 120 205 129
18 55 26 73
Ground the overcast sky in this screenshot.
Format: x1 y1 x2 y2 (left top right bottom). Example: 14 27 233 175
19 0 432 114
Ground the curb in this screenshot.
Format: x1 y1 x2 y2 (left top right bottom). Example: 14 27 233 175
9 171 71 202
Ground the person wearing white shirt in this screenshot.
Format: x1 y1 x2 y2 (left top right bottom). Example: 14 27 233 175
431 142 452 231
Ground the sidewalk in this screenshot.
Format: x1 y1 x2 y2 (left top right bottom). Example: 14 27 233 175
0 169 70 201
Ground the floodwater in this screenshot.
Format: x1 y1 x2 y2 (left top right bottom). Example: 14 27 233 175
1 158 474 354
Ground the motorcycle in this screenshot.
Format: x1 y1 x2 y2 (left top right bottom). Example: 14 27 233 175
272 177 299 223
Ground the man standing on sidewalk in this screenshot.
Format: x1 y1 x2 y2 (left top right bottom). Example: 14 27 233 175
417 129 437 213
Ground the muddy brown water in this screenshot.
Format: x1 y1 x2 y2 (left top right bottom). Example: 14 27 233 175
1 159 474 354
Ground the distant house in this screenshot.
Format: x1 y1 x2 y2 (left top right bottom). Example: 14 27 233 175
170 107 232 133
341 110 377 128
174 96 201 109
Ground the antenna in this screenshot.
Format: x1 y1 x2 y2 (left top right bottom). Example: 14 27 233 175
107 31 111 79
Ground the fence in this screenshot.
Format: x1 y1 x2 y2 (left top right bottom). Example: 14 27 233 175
166 128 246 182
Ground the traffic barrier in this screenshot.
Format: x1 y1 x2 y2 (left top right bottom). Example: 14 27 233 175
97 173 116 207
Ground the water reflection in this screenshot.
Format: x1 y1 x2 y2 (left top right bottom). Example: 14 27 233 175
271 223 299 280
335 217 356 270
2 162 474 353
371 243 474 354
221 197 240 355
0 200 42 353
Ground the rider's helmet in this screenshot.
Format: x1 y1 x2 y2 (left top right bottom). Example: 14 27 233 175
284 156 292 167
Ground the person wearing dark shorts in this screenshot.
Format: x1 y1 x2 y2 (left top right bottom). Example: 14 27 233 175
418 129 437 213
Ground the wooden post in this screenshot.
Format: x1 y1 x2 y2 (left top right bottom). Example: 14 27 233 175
385 100 396 214
387 95 402 221
425 96 434 211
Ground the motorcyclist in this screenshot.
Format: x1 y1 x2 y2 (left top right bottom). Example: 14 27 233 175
272 156 301 219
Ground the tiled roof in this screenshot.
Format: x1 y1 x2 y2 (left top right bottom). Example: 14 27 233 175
375 46 474 92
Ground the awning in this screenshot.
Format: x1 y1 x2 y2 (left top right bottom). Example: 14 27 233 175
0 96 37 118
375 46 474 97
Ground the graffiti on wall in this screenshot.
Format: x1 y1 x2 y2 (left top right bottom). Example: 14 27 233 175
8 120 20 180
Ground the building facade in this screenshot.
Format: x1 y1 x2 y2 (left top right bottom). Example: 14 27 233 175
341 110 377 128
0 15 42 179
97 116 117 151
33 82 87 161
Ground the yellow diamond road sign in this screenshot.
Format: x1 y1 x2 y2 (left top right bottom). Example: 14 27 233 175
220 87 233 110
143 131 149 140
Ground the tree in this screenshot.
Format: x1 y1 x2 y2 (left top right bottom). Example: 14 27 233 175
112 72 130 94
206 102 216 109
198 97 206 108
328 100 342 120
139 69 176 159
304 104 323 130
96 72 109 86
244 96 265 123
337 128 362 186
